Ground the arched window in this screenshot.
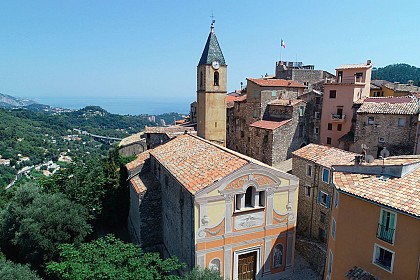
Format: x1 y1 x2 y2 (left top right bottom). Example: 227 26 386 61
245 186 254 207
209 258 221 271
200 71 203 88
214 71 219 86
272 244 283 268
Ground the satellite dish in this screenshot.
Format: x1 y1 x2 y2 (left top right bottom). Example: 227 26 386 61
380 147 390 158
365 154 374 163
361 144 368 150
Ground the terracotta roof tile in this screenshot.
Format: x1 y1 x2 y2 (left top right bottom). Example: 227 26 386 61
130 172 159 195
250 119 291 130
144 125 195 134
126 151 151 172
150 134 249 194
336 63 372 70
334 159 420 217
357 96 418 114
269 99 305 106
247 78 305 88
292 144 358 168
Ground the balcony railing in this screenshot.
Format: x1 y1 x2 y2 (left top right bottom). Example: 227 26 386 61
331 114 346 122
377 223 395 244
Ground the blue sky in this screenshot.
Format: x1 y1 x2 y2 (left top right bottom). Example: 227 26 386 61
0 0 419 114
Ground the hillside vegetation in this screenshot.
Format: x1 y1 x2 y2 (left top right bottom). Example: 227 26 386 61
372 63 420 85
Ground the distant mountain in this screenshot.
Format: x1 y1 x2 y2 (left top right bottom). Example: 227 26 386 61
372 64 420 86
0 93 37 108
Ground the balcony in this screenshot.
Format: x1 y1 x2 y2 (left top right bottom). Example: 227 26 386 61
331 114 346 122
377 223 395 244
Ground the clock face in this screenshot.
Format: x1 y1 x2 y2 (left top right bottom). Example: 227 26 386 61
212 60 220 70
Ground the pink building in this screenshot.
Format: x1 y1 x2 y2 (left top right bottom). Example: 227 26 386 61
319 61 372 150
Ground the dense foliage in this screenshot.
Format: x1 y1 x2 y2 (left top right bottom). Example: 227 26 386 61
0 259 42 280
181 267 223 280
372 63 420 85
0 184 92 267
46 235 183 280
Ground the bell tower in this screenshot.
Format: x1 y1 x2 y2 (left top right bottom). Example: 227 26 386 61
197 21 227 146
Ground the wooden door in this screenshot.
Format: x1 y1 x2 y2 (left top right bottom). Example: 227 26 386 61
238 251 257 280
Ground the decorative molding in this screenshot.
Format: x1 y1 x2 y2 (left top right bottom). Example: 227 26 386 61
224 193 234 203
234 211 264 230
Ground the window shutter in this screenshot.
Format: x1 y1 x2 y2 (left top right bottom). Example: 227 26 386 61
389 212 396 229
326 195 331 208
334 191 338 208
317 191 322 204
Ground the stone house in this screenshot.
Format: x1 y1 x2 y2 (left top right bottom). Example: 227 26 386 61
118 132 146 157
291 144 357 274
352 96 419 157
226 77 307 165
127 134 299 280
299 90 323 144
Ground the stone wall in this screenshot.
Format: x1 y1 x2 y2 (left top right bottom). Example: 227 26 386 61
353 113 418 157
146 133 170 149
295 238 326 278
119 141 146 157
300 91 323 144
152 156 195 270
291 156 332 244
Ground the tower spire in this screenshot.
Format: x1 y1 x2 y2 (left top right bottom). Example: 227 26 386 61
210 11 215 33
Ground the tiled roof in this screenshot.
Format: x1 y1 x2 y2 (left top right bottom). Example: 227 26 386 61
235 94 247 102
198 26 226 65
130 172 159 195
126 151 151 172
247 78 305 88
383 82 420 93
357 96 418 114
269 99 305 106
250 119 291 130
334 158 420 217
292 144 358 168
336 63 372 70
370 79 388 88
150 134 249 194
144 126 195 137
119 132 144 147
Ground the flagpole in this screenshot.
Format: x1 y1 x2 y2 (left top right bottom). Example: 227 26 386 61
280 38 282 62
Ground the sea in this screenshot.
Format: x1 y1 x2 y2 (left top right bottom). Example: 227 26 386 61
34 96 191 116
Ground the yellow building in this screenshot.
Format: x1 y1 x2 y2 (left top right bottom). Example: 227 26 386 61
324 156 420 280
370 80 420 97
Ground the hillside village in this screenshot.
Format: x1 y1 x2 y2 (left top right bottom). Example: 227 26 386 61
122 22 420 280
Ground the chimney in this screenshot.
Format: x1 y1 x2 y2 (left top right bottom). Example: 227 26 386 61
354 155 363 165
367 59 372 65
408 80 414 86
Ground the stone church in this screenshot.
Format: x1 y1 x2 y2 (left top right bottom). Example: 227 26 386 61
127 22 299 280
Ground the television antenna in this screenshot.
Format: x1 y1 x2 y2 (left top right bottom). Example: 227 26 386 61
365 154 374 163
380 147 390 158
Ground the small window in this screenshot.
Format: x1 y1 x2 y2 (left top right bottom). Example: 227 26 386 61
331 218 336 240
214 71 219 86
378 137 385 143
305 186 311 197
315 97 321 105
306 165 313 177
378 209 396 244
337 124 342 131
327 123 332 130
398 118 405 127
253 110 257 118
326 137 332 145
318 191 331 208
200 71 203 88
373 244 394 272
329 90 336 99
241 131 244 138
355 72 363 82
334 191 339 208
322 168 330 183
299 106 305 117
314 127 319 135
215 122 217 128
327 250 333 280
368 116 375 125
298 124 304 137
271 90 276 97
245 186 254 207
314 112 320 119
320 212 326 223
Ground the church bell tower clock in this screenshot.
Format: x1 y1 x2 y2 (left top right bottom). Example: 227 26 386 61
197 21 227 146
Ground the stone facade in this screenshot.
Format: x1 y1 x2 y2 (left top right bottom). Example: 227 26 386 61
299 90 323 144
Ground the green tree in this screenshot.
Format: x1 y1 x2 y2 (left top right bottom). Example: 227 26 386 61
46 234 183 280
0 184 92 267
181 267 223 280
0 259 42 280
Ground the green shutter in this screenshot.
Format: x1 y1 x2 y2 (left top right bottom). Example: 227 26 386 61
389 212 396 229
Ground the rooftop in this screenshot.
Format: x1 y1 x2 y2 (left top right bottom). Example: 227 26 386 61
250 119 291 130
357 96 418 115
119 131 144 147
144 125 195 137
336 62 372 70
247 78 305 88
126 151 151 172
333 156 420 217
130 171 159 195
150 134 249 194
292 144 358 168
269 99 305 106
383 82 420 93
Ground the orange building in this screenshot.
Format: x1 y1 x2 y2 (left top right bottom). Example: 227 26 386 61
320 61 372 150
127 134 299 279
324 156 420 280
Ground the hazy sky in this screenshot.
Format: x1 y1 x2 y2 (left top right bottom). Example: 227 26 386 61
1 0 419 113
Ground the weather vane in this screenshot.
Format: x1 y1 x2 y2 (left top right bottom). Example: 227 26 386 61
210 11 215 24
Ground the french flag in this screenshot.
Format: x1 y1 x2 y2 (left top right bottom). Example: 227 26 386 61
281 39 286 48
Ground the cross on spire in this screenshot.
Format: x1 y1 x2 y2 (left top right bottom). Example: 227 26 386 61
210 11 215 32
